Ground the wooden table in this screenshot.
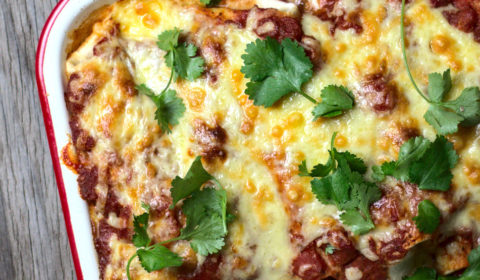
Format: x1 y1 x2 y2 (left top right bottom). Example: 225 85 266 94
0 0 76 279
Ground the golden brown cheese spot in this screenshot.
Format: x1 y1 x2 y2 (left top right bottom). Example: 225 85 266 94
430 34 453 55
185 87 207 111
464 161 480 184
334 134 348 148
429 33 464 72
435 230 473 275
360 7 386 45
232 70 259 135
193 119 228 163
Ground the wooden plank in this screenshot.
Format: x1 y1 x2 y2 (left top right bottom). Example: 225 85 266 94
0 0 76 279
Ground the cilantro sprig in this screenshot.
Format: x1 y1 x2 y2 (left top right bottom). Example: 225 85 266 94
126 203 182 280
301 133 381 235
126 157 229 279
412 200 441 234
405 246 480 279
157 28 205 81
401 0 480 135
241 37 354 120
372 136 458 191
137 28 205 133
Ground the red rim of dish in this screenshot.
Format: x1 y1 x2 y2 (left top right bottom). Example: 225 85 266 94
35 0 84 279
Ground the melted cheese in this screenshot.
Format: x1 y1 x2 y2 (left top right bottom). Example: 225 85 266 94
65 0 480 279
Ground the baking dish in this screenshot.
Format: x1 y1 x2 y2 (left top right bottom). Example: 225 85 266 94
36 1 116 279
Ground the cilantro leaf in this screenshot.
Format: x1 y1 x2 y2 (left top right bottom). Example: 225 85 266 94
444 87 480 126
168 43 205 81
340 210 375 235
179 187 228 255
374 136 458 191
309 133 381 235
137 244 182 272
325 244 335 255
200 0 221 6
157 28 181 51
405 267 437 280
424 105 463 136
409 137 457 191
136 85 186 134
241 37 314 107
169 157 229 255
312 85 355 119
170 156 213 207
311 158 335 177
132 212 150 248
382 136 431 181
335 150 367 174
299 158 334 177
413 200 441 234
428 70 452 102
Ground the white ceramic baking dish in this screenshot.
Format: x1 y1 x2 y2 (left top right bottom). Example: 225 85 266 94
36 1 116 279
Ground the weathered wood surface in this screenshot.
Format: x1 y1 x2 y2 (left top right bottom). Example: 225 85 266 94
0 0 76 279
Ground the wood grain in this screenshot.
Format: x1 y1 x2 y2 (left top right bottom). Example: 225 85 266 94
0 0 76 279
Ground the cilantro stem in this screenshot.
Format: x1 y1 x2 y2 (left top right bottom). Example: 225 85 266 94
400 0 431 103
126 252 138 280
211 178 228 232
161 51 176 95
330 132 337 169
159 236 183 245
298 90 318 104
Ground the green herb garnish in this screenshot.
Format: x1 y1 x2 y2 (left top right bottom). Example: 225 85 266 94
126 157 229 279
372 136 458 191
412 200 441 234
400 0 480 135
241 37 354 119
302 133 381 235
137 28 205 133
